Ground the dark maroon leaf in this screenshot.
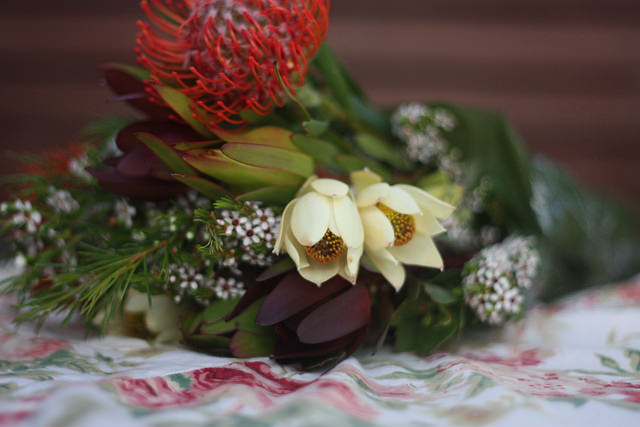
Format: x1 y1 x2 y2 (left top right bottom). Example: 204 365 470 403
102 66 171 119
296 282 370 344
273 325 366 361
116 145 156 177
116 120 204 152
87 166 186 200
225 277 278 321
256 273 349 326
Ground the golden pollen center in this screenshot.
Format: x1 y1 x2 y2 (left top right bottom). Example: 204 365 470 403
304 229 346 264
376 203 416 246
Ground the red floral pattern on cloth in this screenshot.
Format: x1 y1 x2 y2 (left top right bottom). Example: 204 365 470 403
0 274 639 426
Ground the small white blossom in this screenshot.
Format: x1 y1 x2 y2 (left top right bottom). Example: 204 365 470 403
114 199 136 228
11 200 42 233
463 236 540 325
46 188 79 213
214 276 245 300
68 152 93 181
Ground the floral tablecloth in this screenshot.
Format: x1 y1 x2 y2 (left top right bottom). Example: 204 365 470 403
1 268 639 426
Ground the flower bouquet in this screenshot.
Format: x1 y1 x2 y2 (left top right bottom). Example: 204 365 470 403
2 0 639 370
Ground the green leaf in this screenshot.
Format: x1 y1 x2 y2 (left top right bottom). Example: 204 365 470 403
230 329 276 358
302 120 329 137
415 307 460 355
171 174 231 200
436 103 539 234
136 133 197 175
354 132 410 170
155 86 215 138
291 134 341 166
184 151 304 193
214 126 297 150
200 297 268 336
424 283 457 305
236 186 298 205
221 143 314 178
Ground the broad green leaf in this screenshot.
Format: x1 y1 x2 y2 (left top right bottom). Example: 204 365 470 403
230 329 276 358
184 334 231 349
214 126 297 150
435 103 539 234
221 143 314 177
291 134 341 166
136 133 197 175
155 86 215 138
184 150 304 193
302 120 329 137
236 186 298 205
355 132 410 170
201 297 267 335
425 283 457 305
171 174 231 199
416 307 460 355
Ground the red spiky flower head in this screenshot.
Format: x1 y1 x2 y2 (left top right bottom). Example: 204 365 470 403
136 0 330 131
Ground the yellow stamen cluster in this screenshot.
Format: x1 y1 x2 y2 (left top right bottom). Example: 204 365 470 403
304 229 346 264
377 203 416 246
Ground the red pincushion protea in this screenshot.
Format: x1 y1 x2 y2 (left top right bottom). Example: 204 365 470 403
136 0 330 130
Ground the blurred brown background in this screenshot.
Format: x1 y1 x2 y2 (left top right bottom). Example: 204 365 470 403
0 0 638 203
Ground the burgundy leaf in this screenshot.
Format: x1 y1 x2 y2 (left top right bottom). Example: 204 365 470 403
225 277 278 321
273 325 367 361
116 120 203 152
87 166 186 200
296 282 370 344
103 66 171 119
116 146 156 177
256 273 349 326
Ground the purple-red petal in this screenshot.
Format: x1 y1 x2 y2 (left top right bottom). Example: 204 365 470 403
296 282 370 344
255 273 349 326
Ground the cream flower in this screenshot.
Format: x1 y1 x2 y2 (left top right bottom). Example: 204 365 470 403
94 290 182 344
274 176 364 285
352 170 455 290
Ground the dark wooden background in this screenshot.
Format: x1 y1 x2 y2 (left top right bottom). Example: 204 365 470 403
1 0 638 203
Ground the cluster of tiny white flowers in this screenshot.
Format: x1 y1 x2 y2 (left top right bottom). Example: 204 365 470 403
463 236 540 325
46 187 79 214
68 152 93 182
4 200 43 234
114 199 136 228
216 201 279 267
167 261 245 304
391 103 460 177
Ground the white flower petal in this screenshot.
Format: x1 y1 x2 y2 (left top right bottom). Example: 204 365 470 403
291 192 331 246
381 186 421 214
332 196 364 248
350 169 382 194
283 228 309 269
311 178 349 198
414 211 446 236
356 183 390 208
299 258 340 286
360 206 395 250
387 234 444 269
395 184 455 218
273 201 293 254
367 249 406 290
343 245 363 282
